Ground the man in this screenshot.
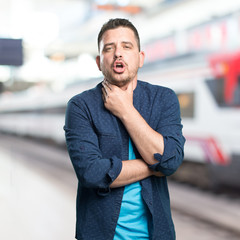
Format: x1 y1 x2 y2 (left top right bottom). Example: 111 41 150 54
64 18 185 240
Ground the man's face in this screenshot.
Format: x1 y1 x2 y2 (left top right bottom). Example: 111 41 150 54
96 27 145 88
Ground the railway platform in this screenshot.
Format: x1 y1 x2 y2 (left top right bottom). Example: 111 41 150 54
0 134 240 240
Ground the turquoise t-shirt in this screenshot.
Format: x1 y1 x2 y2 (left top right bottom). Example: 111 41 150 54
114 139 150 240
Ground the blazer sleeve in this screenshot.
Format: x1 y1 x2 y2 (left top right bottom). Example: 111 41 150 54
149 88 185 176
64 97 122 192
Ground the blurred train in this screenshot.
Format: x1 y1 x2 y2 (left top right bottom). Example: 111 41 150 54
141 51 240 190
0 49 240 190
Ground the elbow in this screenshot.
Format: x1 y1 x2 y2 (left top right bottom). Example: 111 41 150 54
74 156 122 189
79 168 110 189
153 158 183 176
76 172 112 197
80 176 99 189
150 149 184 176
78 167 120 197
157 164 179 176
151 160 180 176
71 161 110 189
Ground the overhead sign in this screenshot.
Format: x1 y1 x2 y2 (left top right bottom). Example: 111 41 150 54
144 13 240 63
0 38 23 66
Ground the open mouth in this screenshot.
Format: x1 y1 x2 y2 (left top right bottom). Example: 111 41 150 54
116 63 123 68
113 61 125 73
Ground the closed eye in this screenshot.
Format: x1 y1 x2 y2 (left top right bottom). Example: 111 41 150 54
104 47 113 52
103 43 114 52
122 42 133 49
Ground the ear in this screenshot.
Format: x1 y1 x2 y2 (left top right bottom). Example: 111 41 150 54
139 51 145 68
96 55 101 71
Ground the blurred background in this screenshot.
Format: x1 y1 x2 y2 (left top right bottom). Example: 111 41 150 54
0 0 240 239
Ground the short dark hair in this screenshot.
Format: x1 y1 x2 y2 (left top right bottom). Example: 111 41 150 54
97 18 141 52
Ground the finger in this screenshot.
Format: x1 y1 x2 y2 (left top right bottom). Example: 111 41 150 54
102 82 108 96
102 93 106 103
103 79 112 91
102 82 111 97
101 86 108 101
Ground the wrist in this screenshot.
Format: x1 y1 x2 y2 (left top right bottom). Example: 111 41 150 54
119 105 137 122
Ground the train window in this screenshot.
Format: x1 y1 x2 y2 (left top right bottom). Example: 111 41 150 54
177 92 195 118
234 77 240 105
206 77 240 107
40 106 66 115
0 106 66 115
206 78 225 106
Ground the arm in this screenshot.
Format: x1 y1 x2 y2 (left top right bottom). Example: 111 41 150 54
110 159 163 188
151 89 185 175
102 80 185 176
102 80 164 165
64 95 160 192
120 107 164 165
64 97 122 190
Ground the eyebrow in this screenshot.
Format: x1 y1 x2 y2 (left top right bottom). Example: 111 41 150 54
103 42 114 48
103 41 134 49
122 41 134 47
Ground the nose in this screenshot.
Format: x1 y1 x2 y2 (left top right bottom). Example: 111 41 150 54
114 46 122 59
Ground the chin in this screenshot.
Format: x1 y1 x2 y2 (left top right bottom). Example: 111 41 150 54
107 75 131 86
111 79 131 87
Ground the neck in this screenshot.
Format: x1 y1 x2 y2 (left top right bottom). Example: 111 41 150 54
120 78 137 90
